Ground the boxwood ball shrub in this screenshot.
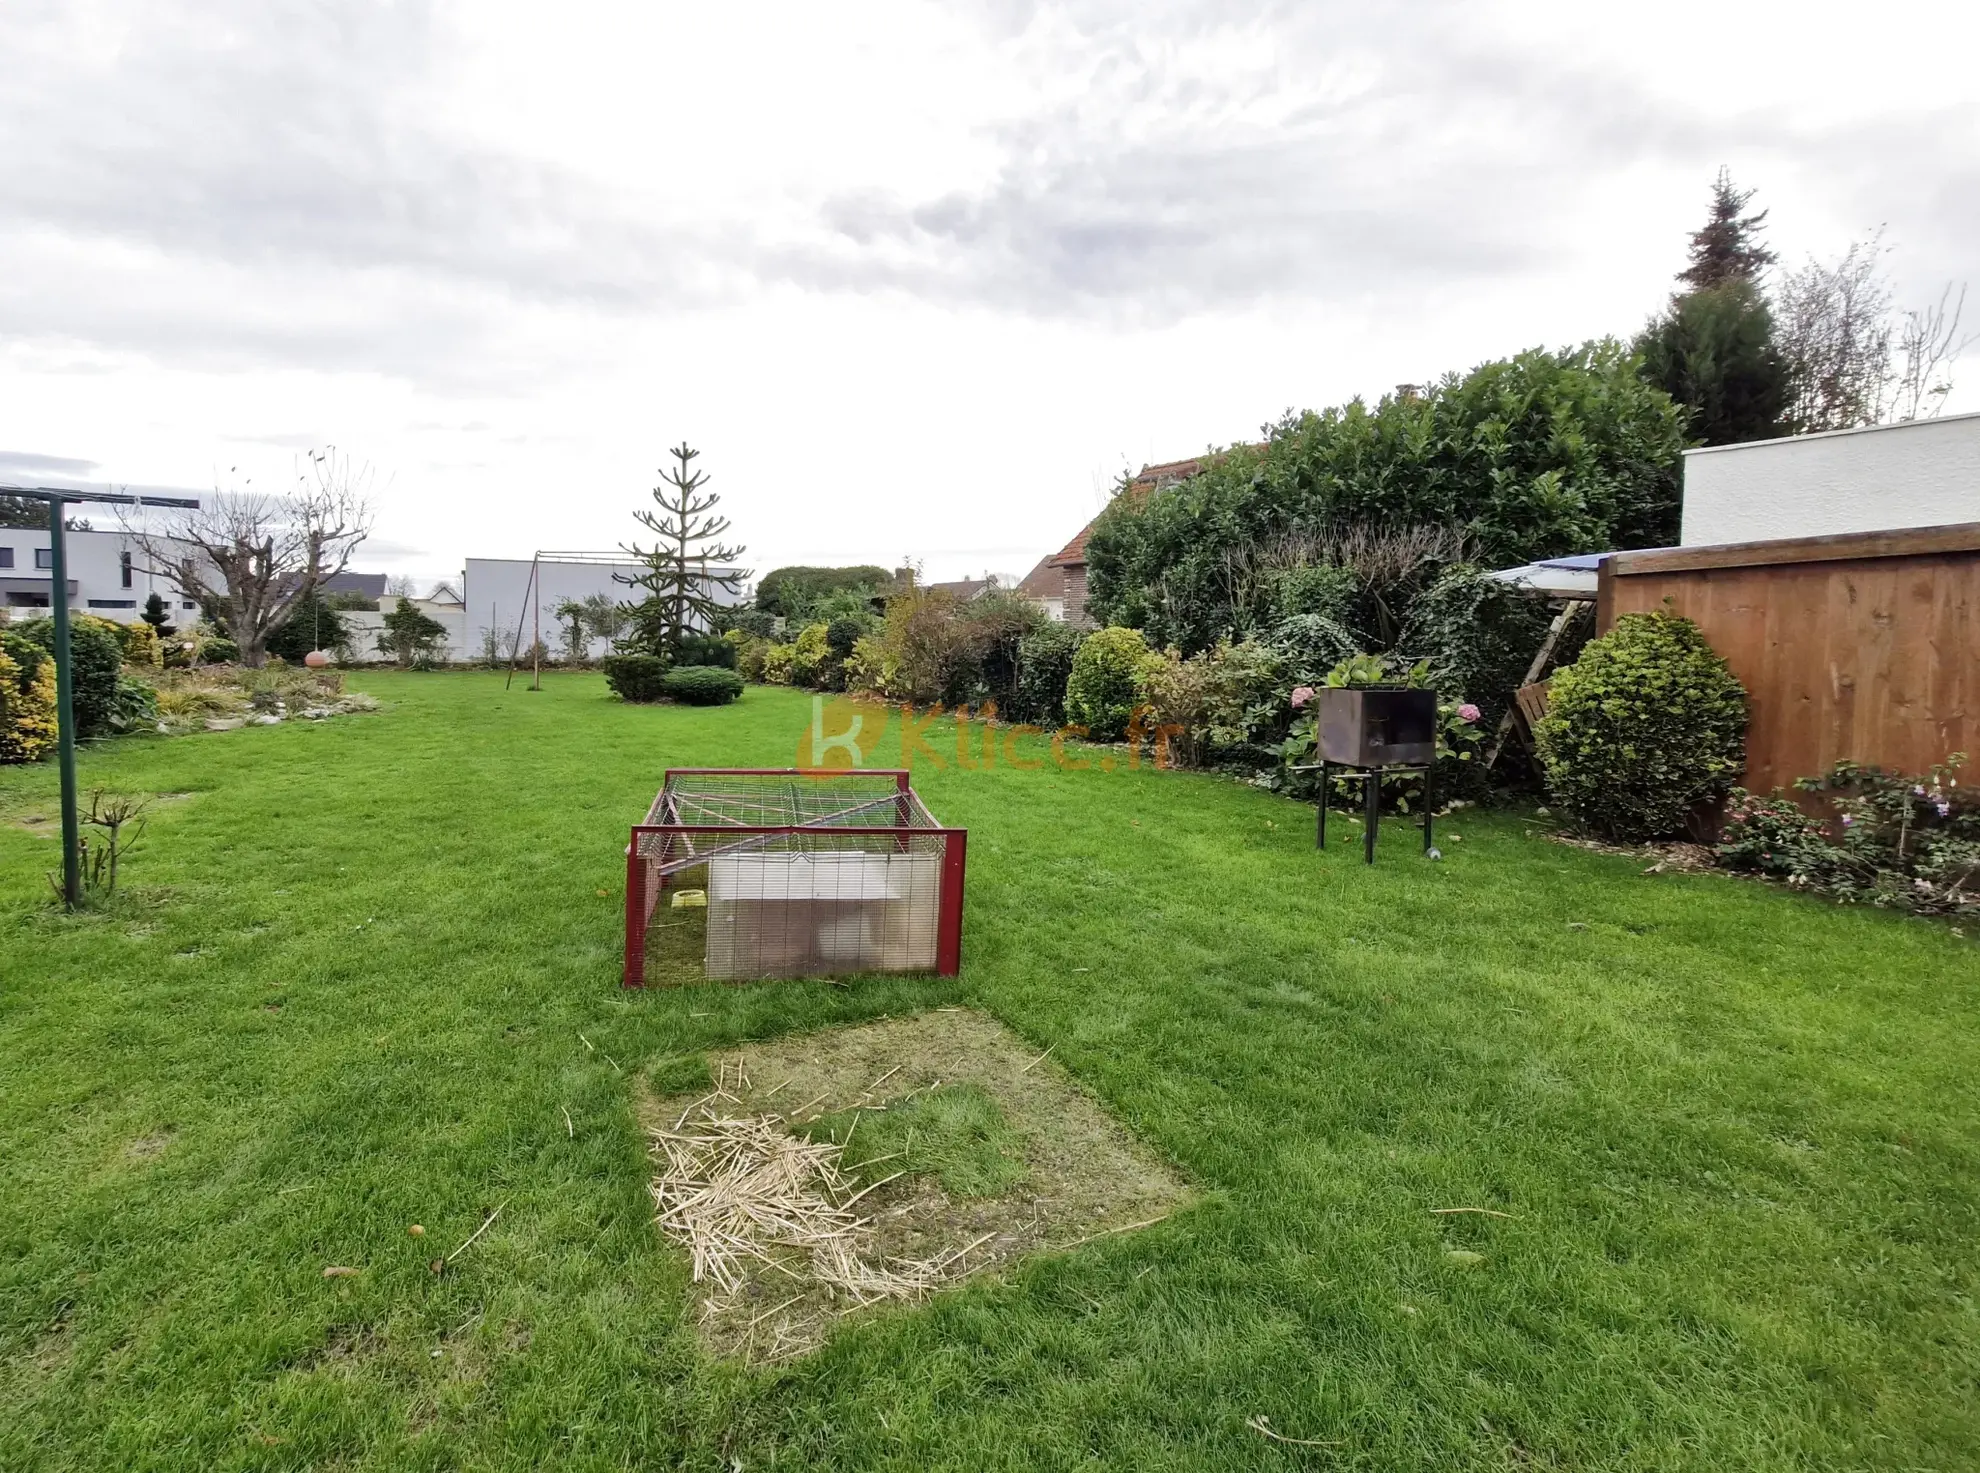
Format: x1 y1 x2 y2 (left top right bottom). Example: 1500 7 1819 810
1065 626 1153 741
1534 609 1747 841
662 665 744 706
602 653 668 703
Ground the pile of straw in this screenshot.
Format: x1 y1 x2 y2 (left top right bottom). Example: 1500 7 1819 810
650 1100 984 1307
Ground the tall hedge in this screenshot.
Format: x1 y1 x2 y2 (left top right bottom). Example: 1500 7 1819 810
1084 342 1686 652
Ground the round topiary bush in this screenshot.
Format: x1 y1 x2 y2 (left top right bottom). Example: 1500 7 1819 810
662 665 744 706
602 653 668 703
1534 609 1747 841
1064 626 1153 741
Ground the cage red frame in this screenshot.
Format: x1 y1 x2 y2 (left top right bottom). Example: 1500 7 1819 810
623 768 967 987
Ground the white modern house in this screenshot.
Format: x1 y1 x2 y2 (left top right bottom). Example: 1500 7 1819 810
1680 411 1980 545
0 525 203 622
464 555 750 663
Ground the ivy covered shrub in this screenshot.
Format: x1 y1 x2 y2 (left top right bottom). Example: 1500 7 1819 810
1064 626 1154 740
602 653 668 703
662 665 744 706
1534 610 1747 840
1007 624 1083 727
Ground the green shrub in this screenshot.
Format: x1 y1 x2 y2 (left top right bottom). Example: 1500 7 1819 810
198 633 241 665
1535 610 1747 840
787 622 831 687
0 640 57 763
1008 623 1083 726
662 665 744 706
762 642 796 684
735 636 771 682
1265 613 1361 690
14 616 126 738
1065 627 1154 741
1399 564 1556 733
265 591 348 664
825 616 865 659
1269 563 1358 622
1718 759 1979 918
725 608 778 641
602 653 668 703
674 633 737 670
115 620 164 668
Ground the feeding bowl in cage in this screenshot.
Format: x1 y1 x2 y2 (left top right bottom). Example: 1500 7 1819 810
623 769 965 987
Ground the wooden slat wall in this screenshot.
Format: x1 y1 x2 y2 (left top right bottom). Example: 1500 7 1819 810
1598 535 1979 795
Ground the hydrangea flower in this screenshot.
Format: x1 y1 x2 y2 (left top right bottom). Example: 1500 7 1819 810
1457 703 1481 723
1290 686 1315 709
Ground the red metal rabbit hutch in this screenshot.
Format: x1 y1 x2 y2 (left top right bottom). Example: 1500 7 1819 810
624 769 966 987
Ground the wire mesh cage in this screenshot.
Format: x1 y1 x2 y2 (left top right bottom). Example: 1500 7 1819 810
624 769 966 986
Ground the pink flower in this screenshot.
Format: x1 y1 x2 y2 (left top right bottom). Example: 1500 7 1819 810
1457 703 1480 723
1291 686 1315 709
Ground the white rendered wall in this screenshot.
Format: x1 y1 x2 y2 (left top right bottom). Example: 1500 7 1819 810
1681 412 1980 546
0 527 203 622
464 556 749 662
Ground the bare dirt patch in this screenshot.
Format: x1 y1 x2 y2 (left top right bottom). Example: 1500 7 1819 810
640 1007 1193 1363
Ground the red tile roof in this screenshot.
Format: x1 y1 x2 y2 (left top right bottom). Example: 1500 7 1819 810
1047 453 1231 568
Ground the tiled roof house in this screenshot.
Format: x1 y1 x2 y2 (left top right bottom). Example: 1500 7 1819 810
1017 455 1219 625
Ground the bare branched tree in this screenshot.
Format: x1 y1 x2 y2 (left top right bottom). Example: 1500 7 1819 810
1885 283 1972 424
123 448 374 667
1777 232 1971 432
1777 233 1893 434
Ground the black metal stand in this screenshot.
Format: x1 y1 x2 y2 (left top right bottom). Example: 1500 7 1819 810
1301 760 1434 863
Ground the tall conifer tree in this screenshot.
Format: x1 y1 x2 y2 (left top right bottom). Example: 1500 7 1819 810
619 445 748 659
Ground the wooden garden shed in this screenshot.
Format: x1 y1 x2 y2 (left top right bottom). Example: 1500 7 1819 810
1595 522 1980 797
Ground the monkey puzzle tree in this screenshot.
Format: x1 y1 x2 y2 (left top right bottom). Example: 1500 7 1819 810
618 444 747 660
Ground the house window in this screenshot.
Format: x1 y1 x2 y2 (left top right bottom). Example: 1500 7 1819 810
88 599 137 609
0 547 12 568
182 601 196 610
35 548 54 569
120 551 133 588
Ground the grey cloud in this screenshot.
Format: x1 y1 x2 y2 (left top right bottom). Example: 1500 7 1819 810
1 0 1972 382
0 449 98 478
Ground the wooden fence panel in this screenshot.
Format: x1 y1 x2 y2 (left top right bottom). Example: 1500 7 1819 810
1597 524 1980 797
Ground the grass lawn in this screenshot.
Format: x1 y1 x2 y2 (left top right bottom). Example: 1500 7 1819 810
2 674 1976 1471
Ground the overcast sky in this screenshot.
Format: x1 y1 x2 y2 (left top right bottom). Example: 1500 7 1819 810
3 0 1975 589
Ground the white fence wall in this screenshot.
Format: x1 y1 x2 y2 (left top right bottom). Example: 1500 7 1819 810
1681 412 1980 546
463 556 748 662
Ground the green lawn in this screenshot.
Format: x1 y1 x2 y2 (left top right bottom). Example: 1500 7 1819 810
2 675 1976 1471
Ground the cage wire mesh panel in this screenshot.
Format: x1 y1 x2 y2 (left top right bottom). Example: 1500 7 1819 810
624 769 964 986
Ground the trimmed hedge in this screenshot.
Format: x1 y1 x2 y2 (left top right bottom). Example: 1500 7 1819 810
602 653 668 703
1534 609 1747 841
1065 626 1153 741
663 665 744 706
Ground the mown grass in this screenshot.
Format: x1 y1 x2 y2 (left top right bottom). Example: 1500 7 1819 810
1 674 1975 1471
803 1083 1029 1199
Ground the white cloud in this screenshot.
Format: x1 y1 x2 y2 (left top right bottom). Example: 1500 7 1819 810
1 0 1975 581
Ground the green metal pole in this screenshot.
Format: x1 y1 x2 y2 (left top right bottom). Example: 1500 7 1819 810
47 498 81 908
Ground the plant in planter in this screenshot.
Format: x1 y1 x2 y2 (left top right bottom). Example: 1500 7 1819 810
1276 653 1483 808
